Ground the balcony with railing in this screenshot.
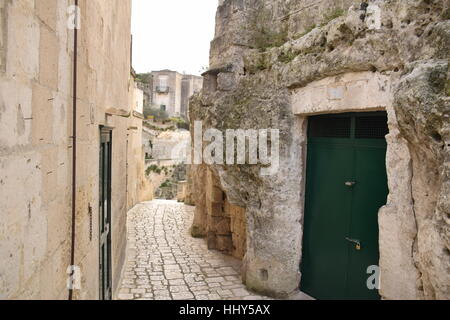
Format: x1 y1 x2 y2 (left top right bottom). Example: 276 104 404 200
156 86 170 94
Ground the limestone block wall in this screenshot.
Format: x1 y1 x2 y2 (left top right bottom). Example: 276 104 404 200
190 164 209 237
189 166 247 260
226 199 247 260
205 169 232 253
183 165 195 206
190 0 450 299
0 0 137 299
176 181 188 202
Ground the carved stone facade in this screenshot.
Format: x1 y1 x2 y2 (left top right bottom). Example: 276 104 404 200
189 0 450 299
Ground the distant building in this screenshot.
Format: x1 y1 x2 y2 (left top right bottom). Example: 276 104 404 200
140 70 202 119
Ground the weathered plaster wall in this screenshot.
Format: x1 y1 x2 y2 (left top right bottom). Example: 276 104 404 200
0 0 138 300
190 0 449 299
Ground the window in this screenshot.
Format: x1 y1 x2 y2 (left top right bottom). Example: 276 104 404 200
355 115 389 139
308 112 388 140
309 116 351 138
159 76 168 88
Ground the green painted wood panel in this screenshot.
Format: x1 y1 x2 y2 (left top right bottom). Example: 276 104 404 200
301 141 354 299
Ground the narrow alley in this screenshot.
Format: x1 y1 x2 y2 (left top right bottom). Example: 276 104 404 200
116 201 270 301
1 0 448 303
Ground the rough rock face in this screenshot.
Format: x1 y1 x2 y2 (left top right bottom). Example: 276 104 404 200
190 0 449 299
393 60 449 299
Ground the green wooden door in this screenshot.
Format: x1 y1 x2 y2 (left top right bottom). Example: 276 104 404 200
301 112 389 300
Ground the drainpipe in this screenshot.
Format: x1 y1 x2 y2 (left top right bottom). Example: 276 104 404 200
126 135 129 210
69 0 79 301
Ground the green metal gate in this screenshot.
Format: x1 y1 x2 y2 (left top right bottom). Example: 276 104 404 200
99 127 113 300
300 112 389 300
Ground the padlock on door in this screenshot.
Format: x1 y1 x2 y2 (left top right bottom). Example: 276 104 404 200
345 237 361 250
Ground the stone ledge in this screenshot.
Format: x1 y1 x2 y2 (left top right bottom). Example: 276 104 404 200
292 71 393 116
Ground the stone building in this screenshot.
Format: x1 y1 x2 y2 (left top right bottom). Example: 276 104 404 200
189 0 450 300
151 70 183 117
150 70 202 119
0 0 146 299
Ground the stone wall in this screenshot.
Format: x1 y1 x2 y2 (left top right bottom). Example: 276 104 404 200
190 166 247 260
189 0 450 299
143 129 191 200
151 130 190 161
0 0 140 299
226 199 247 260
127 75 149 208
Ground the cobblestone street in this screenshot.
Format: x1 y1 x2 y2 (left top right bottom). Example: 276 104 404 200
116 200 271 300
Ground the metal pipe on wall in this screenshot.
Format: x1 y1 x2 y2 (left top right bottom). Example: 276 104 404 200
69 0 79 301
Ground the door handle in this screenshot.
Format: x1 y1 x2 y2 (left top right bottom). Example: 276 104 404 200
345 237 361 250
345 181 356 187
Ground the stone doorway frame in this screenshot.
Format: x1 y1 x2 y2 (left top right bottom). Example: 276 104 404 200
292 71 421 300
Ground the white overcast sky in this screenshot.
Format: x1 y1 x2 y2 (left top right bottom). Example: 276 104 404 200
131 0 218 75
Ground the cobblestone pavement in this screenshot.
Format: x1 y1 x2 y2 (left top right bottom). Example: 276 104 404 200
116 200 272 300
